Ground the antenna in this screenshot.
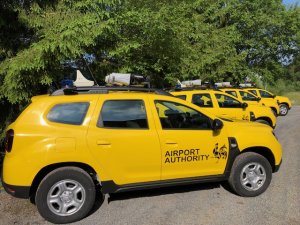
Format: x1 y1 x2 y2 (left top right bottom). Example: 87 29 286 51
83 55 99 86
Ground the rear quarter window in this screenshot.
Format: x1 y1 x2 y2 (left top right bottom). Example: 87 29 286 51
47 102 89 125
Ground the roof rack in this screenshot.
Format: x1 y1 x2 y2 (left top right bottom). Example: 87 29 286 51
171 86 211 91
51 86 173 97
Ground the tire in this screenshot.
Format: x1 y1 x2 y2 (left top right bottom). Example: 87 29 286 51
35 167 96 224
255 119 272 127
279 104 289 116
228 152 272 197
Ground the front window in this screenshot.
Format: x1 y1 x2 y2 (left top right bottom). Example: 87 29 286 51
98 100 148 129
192 93 213 107
175 95 187 100
259 90 274 98
215 94 242 108
248 90 258 96
155 100 211 129
225 91 237 97
239 91 258 101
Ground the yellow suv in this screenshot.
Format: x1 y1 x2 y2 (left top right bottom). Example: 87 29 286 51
220 88 280 116
3 87 282 223
171 89 277 128
245 88 292 116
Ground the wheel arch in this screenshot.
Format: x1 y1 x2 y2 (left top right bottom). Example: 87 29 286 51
240 147 276 172
29 162 100 201
255 117 273 127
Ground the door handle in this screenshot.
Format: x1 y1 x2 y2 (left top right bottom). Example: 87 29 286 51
165 140 177 145
97 140 111 145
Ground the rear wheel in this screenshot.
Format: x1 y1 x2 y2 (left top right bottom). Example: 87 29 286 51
279 104 288 116
228 152 272 197
35 167 96 224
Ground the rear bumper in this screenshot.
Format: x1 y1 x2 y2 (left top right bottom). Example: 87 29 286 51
1 168 30 199
2 181 30 199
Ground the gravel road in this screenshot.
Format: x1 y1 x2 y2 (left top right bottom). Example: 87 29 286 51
0 106 299 225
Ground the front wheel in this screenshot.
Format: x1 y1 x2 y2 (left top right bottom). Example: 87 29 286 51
228 152 272 197
35 167 96 224
279 104 289 116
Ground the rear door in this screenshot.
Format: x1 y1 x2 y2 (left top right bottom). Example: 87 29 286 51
87 95 161 185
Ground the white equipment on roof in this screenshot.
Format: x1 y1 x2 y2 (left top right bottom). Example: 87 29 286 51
239 83 254 87
214 82 231 87
74 70 94 87
178 79 201 88
105 73 147 86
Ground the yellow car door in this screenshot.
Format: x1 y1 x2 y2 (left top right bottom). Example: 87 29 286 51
214 93 249 121
150 97 229 180
87 95 161 185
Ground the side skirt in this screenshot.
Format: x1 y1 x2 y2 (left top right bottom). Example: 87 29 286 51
101 175 227 194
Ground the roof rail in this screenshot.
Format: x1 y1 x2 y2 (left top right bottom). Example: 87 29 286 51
51 86 173 97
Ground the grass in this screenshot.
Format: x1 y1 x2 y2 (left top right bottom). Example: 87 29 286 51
283 91 300 105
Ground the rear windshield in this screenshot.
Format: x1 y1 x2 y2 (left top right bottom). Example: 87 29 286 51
47 102 89 125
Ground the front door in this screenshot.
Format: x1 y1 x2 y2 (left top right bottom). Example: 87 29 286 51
152 100 229 180
214 93 249 121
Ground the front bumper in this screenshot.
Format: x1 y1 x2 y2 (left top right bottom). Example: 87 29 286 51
274 159 282 173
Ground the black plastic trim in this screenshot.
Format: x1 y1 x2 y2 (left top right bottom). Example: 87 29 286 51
274 159 282 173
101 175 226 194
223 137 240 177
2 181 30 199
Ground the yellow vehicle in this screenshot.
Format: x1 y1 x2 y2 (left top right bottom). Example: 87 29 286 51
245 88 292 116
220 88 280 116
3 86 282 223
171 89 277 128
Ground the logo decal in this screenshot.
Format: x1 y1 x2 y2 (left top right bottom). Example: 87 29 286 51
212 143 228 161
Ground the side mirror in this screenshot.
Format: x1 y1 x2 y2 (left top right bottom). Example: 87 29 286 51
242 102 248 109
256 97 261 101
212 119 223 131
272 95 276 98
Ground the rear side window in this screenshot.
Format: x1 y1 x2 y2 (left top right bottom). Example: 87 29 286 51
47 102 89 125
99 100 148 129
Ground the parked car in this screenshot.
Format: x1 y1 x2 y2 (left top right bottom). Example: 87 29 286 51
3 86 282 223
171 89 277 128
244 88 292 116
220 88 280 116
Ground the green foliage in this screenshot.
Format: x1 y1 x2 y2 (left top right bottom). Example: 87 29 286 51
0 0 300 145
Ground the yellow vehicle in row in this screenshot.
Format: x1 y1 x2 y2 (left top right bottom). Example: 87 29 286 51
220 88 280 116
171 89 277 128
3 86 282 223
244 88 292 116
